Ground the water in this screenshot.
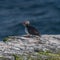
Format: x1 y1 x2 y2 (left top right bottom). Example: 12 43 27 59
0 0 60 40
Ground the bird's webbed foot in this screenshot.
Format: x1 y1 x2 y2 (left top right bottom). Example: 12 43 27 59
23 34 31 38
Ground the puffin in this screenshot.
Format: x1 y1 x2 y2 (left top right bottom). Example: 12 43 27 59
22 21 41 37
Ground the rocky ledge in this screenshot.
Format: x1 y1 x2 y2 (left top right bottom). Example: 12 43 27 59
0 35 60 60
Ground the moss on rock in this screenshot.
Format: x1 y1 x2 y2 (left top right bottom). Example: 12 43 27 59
12 51 60 60
3 37 9 42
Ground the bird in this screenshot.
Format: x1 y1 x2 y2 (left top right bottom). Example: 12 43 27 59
22 21 41 37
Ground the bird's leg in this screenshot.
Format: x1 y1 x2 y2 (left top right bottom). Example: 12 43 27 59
26 34 30 37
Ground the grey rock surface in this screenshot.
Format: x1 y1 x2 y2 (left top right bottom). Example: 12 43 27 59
0 35 60 59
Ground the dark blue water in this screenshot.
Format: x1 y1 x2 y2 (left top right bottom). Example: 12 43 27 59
0 0 60 40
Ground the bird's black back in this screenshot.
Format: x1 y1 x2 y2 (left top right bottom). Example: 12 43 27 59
26 25 40 36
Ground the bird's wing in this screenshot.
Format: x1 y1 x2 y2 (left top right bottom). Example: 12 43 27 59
27 26 40 35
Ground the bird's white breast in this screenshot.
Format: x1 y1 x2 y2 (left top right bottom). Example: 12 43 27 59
25 27 29 34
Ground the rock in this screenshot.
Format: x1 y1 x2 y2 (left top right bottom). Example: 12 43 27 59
0 35 60 59
0 53 15 60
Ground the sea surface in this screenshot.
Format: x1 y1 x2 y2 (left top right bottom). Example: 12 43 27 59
0 0 60 40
